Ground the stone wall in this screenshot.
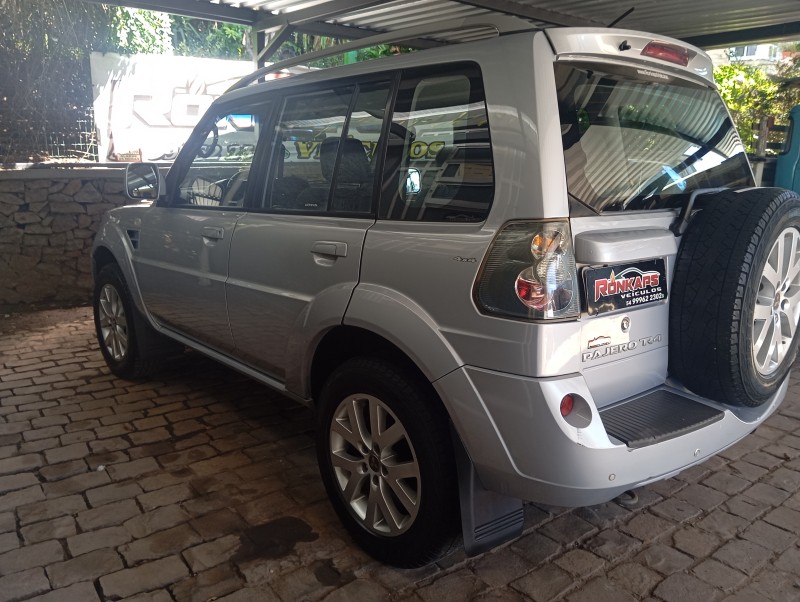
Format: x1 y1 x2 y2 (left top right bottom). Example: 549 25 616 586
0 167 130 306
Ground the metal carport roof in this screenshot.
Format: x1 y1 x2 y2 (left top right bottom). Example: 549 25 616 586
88 0 800 50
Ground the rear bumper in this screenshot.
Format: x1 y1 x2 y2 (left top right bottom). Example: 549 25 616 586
434 365 785 507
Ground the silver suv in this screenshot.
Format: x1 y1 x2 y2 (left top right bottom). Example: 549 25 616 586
92 22 800 567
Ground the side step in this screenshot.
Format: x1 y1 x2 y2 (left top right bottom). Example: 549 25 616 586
599 389 724 449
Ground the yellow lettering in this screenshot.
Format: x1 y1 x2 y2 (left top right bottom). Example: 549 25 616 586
295 141 320 159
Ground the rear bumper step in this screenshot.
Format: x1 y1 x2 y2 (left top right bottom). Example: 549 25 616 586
599 390 724 449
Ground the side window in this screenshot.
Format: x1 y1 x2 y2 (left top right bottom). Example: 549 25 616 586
264 81 391 214
173 104 269 208
266 87 354 212
379 64 493 222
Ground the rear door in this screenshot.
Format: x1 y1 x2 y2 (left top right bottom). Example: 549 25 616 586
134 102 270 353
226 80 392 382
553 60 754 404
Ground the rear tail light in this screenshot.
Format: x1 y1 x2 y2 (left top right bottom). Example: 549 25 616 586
560 394 575 417
475 221 580 320
641 41 693 67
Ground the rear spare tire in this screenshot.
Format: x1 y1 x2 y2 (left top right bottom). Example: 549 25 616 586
669 188 800 407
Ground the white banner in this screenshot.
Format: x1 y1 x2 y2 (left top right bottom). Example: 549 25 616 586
90 52 254 162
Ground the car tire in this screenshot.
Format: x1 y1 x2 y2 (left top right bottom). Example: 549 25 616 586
93 263 174 379
669 188 800 406
316 357 459 567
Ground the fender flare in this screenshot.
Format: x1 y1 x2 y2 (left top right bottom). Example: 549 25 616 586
342 283 464 382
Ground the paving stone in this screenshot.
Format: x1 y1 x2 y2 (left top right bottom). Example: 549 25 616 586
76 498 140 531
0 530 19 554
746 569 800 601
190 508 248 540
43 442 88 464
67 525 133 556
28 581 101 602
512 563 573 602
39 459 87 482
20 515 77 544
124 504 191 539
713 539 772 576
620 513 675 543
651 498 703 523
692 559 747 592
121 591 175 602
724 494 769 521
743 482 792 506
538 514 597 545
86 481 144 507
320 578 391 602
170 563 244 602
101 556 190 598
672 526 721 558
0 539 64 575
138 483 193 511
653 572 721 602
120 524 202 565
741 519 797 552
763 506 800 535
702 471 751 496
0 567 51 601
636 544 694 576
565 576 636 602
0 472 39 494
107 457 160 481
674 483 728 511
509 532 561 566
0 485 45 512
17 494 86 525
0 511 14 533
0 453 43 475
471 550 531 588
695 509 749 539
183 534 241 573
47 548 124 588
608 563 662 598
41 470 109 498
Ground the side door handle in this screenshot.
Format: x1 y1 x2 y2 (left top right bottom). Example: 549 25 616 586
311 241 348 258
202 226 224 240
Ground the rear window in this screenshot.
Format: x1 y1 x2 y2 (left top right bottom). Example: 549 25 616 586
379 63 493 222
556 63 753 213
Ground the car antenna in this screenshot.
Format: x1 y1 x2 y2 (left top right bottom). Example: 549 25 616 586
607 7 634 27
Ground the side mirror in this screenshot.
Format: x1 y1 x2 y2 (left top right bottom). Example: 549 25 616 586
125 163 163 200
404 168 421 195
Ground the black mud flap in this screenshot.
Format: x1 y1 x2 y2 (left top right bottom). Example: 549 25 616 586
452 429 523 556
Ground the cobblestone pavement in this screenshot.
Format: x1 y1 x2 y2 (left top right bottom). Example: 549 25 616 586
1 307 800 602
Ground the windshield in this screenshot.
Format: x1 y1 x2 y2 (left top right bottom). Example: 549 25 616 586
556 63 753 213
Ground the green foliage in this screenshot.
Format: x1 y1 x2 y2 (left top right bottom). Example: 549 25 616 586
171 17 251 59
111 7 172 55
714 64 779 152
273 32 411 68
715 60 800 154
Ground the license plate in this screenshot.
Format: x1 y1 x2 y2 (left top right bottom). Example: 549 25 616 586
583 258 668 316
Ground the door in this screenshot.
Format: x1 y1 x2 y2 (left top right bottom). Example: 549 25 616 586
226 81 392 380
134 103 270 352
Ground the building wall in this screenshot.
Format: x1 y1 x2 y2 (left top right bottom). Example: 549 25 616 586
0 167 131 306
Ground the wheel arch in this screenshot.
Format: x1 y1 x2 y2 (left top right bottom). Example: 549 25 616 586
309 326 437 405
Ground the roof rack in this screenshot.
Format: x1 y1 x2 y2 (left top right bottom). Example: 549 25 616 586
226 15 535 93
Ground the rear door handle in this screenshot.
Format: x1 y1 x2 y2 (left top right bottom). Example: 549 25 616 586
311 241 348 258
202 226 224 240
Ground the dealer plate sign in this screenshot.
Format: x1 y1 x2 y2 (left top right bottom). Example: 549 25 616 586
584 259 668 316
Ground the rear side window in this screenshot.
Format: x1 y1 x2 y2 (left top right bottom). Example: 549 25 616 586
556 63 753 213
263 81 391 214
380 63 493 222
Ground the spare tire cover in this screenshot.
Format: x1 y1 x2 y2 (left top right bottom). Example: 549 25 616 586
669 188 800 407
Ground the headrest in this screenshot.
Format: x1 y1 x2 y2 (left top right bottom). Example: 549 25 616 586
320 137 370 183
